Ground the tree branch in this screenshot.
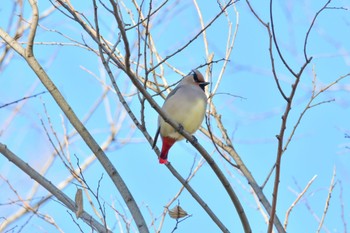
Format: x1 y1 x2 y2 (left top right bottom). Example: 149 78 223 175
284 175 317 230
0 3 148 232
26 0 39 58
316 167 336 233
0 143 110 233
94 7 231 231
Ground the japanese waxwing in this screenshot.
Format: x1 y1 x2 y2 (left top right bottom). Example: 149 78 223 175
153 70 209 164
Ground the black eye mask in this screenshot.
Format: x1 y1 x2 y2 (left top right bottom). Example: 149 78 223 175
192 71 199 83
192 70 209 91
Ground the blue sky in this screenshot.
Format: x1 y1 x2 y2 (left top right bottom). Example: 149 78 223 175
1 0 350 232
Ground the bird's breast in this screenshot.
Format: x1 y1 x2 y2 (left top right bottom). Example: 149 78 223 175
159 89 207 139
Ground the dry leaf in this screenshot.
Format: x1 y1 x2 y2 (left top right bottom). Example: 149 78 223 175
168 205 188 219
75 188 83 218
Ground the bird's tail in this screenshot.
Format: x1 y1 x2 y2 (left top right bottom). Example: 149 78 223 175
159 137 176 164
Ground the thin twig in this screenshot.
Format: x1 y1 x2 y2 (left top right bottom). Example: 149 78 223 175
95 8 230 231
266 0 330 231
92 1 149 232
338 180 348 233
316 167 336 233
245 0 288 102
147 0 235 74
106 1 250 232
269 0 296 77
268 73 301 233
1 2 147 232
0 91 47 109
303 0 332 61
284 175 317 230
0 88 118 231
199 123 285 232
292 178 331 233
157 158 205 232
283 71 350 152
0 143 111 233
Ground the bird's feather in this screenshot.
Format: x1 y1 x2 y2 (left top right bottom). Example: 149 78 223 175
152 126 160 148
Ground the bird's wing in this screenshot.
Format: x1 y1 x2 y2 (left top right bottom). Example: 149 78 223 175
165 84 182 101
152 86 182 148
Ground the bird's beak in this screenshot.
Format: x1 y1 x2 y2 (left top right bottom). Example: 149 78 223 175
199 81 210 91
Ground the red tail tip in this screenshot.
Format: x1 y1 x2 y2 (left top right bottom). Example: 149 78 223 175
159 158 168 164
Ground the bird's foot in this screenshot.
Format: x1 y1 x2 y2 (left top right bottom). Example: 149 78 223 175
186 135 198 143
178 124 184 132
159 158 168 164
192 135 198 143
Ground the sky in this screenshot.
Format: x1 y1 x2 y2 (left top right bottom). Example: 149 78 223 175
1 0 350 233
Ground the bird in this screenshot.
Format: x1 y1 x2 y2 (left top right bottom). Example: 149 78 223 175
152 70 209 164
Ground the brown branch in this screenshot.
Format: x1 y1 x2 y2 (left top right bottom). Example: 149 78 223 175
267 75 301 233
267 55 312 233
269 0 297 77
303 0 332 61
245 0 288 102
266 0 326 232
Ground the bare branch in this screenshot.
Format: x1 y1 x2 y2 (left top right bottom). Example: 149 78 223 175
316 167 336 233
26 0 39 57
245 0 288 101
109 0 131 72
2 1 348 232
269 0 297 77
1 4 147 233
148 0 235 74
303 0 332 61
0 143 110 233
157 159 204 232
100 2 251 232
284 175 317 230
95 12 230 231
0 91 47 109
338 180 348 233
284 71 350 152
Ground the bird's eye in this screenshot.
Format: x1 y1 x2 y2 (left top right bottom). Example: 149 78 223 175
192 71 199 83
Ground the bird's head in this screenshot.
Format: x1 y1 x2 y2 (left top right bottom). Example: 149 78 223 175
183 69 210 91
